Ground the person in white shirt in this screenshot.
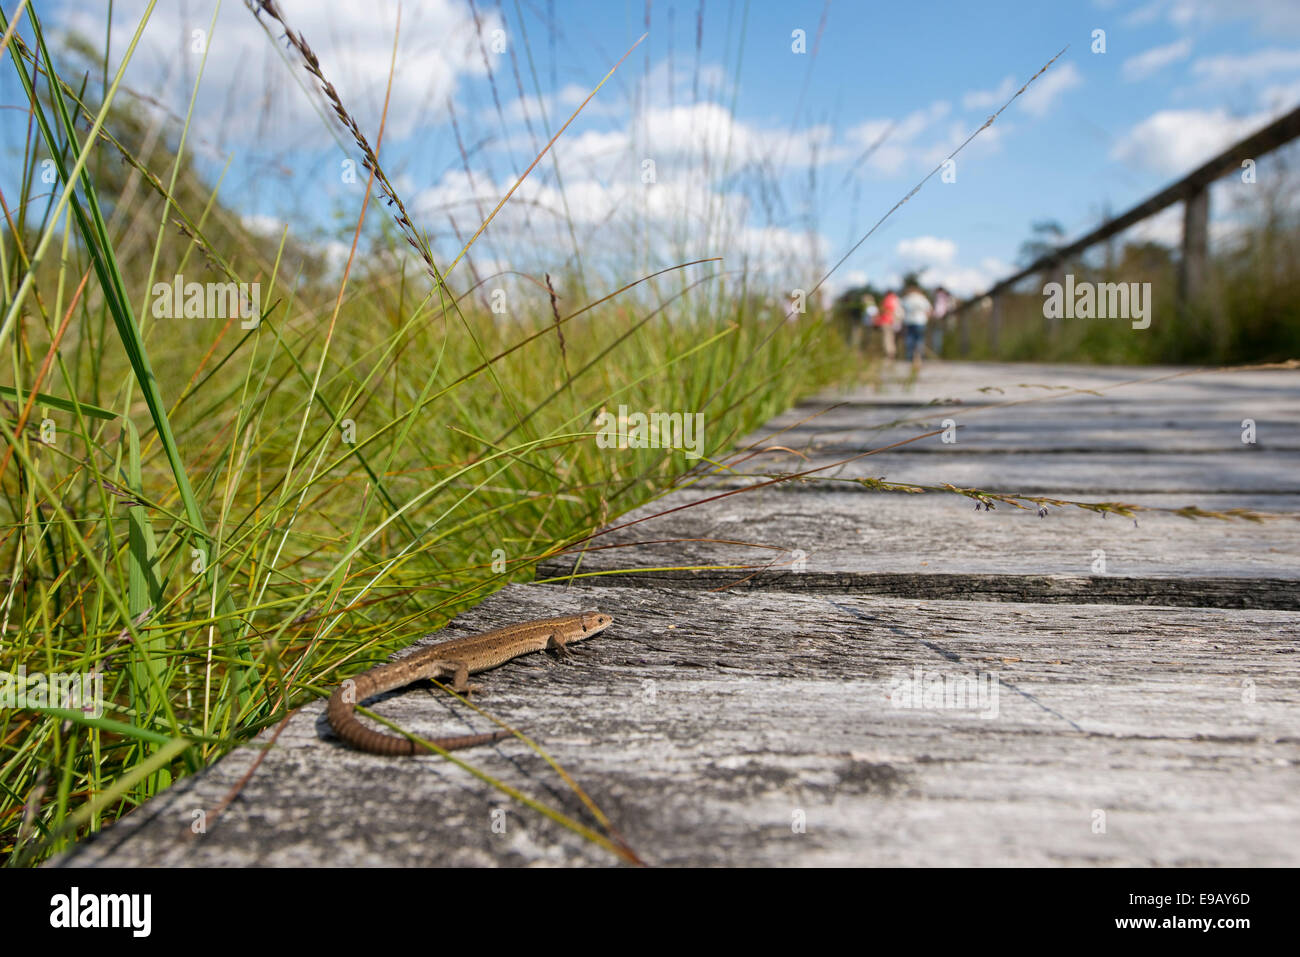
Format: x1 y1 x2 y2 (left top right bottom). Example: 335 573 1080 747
900 283 932 370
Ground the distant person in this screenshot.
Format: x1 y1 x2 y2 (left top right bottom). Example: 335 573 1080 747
861 292 879 326
900 282 932 370
877 290 900 360
855 293 878 352
930 286 953 357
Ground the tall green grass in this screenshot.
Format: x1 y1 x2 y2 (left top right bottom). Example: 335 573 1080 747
0 4 859 863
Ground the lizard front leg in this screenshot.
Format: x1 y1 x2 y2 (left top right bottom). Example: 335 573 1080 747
547 629 576 660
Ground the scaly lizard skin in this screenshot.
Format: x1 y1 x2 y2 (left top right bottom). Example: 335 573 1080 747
326 611 614 756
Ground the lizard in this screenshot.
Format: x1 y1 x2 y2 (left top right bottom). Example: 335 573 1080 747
326 611 614 756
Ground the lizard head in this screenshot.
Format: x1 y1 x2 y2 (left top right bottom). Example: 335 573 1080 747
577 610 614 637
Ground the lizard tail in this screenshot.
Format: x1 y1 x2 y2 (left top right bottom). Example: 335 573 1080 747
326 672 511 756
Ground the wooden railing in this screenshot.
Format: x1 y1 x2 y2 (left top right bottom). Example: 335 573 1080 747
952 104 1300 351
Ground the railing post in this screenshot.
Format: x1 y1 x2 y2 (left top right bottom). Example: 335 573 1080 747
990 294 1001 356
1179 185 1209 311
1046 261 1065 341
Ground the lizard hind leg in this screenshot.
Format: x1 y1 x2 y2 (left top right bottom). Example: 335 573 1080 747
423 661 499 750
440 660 484 696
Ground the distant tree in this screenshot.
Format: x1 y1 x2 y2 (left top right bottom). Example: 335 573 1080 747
1116 241 1175 275
1017 219 1067 267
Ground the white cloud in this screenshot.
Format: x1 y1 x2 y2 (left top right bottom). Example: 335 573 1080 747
550 128 632 171
414 161 828 292
1110 107 1266 175
1123 0 1300 31
963 76 1015 111
1123 1 1168 27
413 67 878 294
917 119 1004 167
898 101 953 138
888 238 1003 298
832 269 869 292
322 240 358 277
1262 79 1300 110
242 213 288 238
922 258 1012 298
504 84 594 124
733 226 829 275
1123 39 1193 81
1017 62 1082 117
501 59 740 143
539 101 841 175
1165 0 1300 32
895 236 957 266
842 100 953 177
636 59 737 112
1192 47 1300 83
60 0 502 143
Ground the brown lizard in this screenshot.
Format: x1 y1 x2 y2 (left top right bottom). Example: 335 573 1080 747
326 611 614 755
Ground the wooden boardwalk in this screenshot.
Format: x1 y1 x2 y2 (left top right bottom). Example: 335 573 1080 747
55 362 1300 867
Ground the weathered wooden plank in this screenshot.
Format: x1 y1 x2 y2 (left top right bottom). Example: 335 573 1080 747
545 572 1300 609
756 417 1294 449
700 449 1300 495
537 491 1300 606
797 363 1300 406
715 369 1300 492
52 584 1300 867
725 367 1300 490
749 401 1296 453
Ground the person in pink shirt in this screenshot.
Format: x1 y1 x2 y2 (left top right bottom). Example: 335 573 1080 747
876 290 900 360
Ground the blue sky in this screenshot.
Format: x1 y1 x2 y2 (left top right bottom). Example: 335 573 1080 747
12 0 1300 299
